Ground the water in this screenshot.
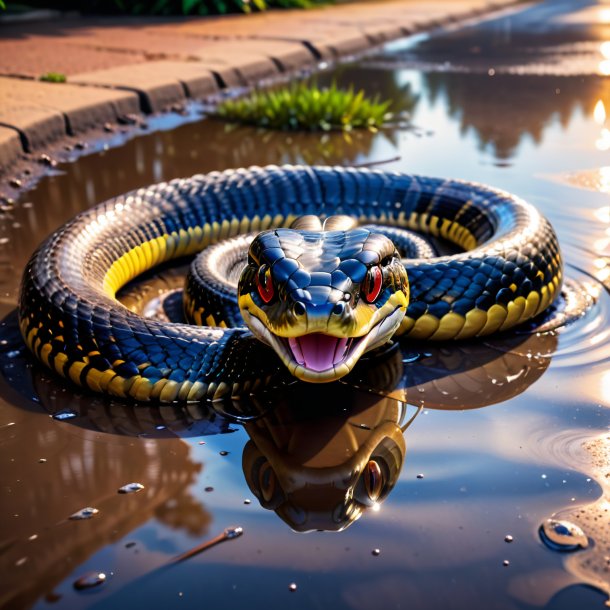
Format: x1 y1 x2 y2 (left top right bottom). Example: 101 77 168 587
1 1 610 609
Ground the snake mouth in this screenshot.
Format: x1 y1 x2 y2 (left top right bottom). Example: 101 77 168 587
287 334 360 373
241 307 405 383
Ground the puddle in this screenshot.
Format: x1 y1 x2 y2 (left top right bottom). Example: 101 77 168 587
1 1 610 608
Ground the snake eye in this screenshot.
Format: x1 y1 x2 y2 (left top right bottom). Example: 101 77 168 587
362 266 383 303
256 265 274 303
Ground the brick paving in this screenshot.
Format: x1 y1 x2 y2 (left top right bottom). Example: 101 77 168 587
0 0 523 172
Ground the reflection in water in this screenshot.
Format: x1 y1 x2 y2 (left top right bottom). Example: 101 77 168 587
1 304 558 545
241 353 411 532
420 73 610 160
0 393 206 610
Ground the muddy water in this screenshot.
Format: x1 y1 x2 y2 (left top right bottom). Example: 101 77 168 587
1 1 610 609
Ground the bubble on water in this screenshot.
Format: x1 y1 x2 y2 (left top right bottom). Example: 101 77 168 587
289 583 297 592
118 482 144 494
504 535 514 543
539 518 589 552
372 548 381 556
69 507 99 520
219 451 229 456
38 458 46 463
73 571 107 590
224 526 243 539
52 410 77 421
503 560 510 567
204 486 214 492
244 499 251 505
416 473 424 479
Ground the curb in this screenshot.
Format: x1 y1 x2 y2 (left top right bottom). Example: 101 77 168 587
0 0 524 176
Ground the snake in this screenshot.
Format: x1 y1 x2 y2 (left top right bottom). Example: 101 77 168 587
19 165 563 404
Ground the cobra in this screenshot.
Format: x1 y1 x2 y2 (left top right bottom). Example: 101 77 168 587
19 165 562 403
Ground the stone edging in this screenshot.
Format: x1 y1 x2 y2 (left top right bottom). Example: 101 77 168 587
0 0 524 184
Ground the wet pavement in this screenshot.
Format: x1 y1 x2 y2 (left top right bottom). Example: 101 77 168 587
1 1 610 609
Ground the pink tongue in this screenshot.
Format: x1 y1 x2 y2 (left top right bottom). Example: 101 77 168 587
288 334 348 372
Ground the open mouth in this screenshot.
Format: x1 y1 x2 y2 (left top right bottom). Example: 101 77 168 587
287 334 360 372
241 306 405 382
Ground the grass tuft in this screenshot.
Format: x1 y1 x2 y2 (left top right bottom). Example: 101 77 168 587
40 72 67 83
216 81 393 132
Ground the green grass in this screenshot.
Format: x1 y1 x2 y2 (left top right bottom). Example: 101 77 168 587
39 72 67 83
216 82 393 132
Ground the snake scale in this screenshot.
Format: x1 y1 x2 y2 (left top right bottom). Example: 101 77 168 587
19 165 562 403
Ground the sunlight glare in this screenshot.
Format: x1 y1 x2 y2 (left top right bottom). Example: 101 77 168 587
594 100 607 124
595 128 610 151
594 204 610 222
599 59 610 75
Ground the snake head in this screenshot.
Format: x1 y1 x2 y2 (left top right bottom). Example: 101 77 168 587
237 227 409 383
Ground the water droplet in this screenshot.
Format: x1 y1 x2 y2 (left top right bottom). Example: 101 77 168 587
69 507 99 520
118 482 144 494
28 534 38 541
198 441 206 445
289 583 297 592
372 548 381 556
52 409 77 421
219 451 229 456
224 526 243 539
73 571 106 590
504 535 514 543
244 499 251 505
539 519 588 552
15 557 27 566
38 458 46 463
416 473 424 479
125 542 136 548
541 474 547 479
6 350 21 358
155 425 166 430
503 560 510 567
402 353 421 363
204 486 214 492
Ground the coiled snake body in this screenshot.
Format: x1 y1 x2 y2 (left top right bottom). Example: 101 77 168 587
19 165 562 403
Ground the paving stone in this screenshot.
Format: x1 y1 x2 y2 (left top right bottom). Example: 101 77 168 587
72 64 185 113
0 104 66 151
72 61 219 110
0 39 147 79
0 78 139 136
0 0 522 170
0 126 23 170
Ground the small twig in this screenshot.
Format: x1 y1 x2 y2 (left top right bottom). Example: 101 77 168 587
350 156 401 169
170 526 243 564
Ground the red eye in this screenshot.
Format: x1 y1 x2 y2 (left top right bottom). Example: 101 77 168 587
363 266 383 303
256 265 274 303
